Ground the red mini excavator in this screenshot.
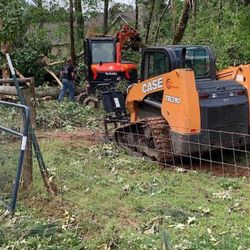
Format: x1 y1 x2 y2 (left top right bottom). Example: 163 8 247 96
84 24 143 94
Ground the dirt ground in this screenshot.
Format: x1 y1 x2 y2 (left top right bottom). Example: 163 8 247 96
183 161 250 178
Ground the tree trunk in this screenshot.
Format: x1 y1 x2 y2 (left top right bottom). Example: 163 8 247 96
173 0 193 45
192 0 197 39
74 0 85 48
171 0 177 39
135 0 139 29
154 3 170 45
0 18 10 80
145 0 156 44
103 0 109 35
138 3 148 38
69 0 76 64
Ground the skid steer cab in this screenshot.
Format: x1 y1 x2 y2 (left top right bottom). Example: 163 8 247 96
109 45 250 161
84 37 138 94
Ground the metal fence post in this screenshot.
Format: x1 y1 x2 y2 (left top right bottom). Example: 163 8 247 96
21 87 33 188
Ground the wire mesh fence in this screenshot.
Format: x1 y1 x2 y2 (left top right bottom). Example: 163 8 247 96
0 101 30 213
111 119 250 179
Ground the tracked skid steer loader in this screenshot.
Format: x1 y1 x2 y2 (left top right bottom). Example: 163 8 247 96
101 46 250 162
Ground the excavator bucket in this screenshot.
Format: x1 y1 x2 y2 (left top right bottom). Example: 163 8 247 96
130 34 144 51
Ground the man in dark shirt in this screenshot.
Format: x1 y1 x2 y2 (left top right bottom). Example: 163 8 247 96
58 58 75 101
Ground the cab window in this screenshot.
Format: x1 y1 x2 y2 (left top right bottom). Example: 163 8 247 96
184 47 210 77
147 52 170 78
91 41 115 64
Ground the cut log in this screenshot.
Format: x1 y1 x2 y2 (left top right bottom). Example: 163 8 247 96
0 86 21 96
0 85 85 99
0 78 30 84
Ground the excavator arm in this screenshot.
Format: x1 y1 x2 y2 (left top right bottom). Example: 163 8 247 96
116 24 143 63
126 69 201 134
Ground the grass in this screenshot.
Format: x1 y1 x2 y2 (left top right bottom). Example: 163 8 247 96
1 136 250 249
1 101 250 249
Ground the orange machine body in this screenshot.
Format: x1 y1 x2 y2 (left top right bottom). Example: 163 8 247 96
84 24 142 94
91 62 137 81
108 45 249 155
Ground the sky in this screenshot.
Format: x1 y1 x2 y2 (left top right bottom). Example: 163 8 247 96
26 0 135 7
118 0 134 5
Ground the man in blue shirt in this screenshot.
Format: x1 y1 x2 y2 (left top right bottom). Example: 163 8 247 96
58 58 75 101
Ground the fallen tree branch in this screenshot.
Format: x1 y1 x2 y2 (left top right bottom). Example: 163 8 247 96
44 67 63 87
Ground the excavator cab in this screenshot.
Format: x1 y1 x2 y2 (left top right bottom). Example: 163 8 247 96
84 37 138 94
84 37 116 93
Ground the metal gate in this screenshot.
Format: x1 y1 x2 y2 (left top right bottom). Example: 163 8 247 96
0 101 30 214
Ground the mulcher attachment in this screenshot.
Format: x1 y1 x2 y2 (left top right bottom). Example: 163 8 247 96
98 82 129 138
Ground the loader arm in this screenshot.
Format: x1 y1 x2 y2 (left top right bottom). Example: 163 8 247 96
126 68 201 134
217 64 250 84
217 64 250 123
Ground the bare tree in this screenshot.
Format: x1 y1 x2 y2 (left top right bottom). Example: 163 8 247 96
69 0 76 63
173 0 194 45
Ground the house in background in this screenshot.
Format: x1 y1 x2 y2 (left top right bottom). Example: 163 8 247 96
85 11 136 37
41 11 136 57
